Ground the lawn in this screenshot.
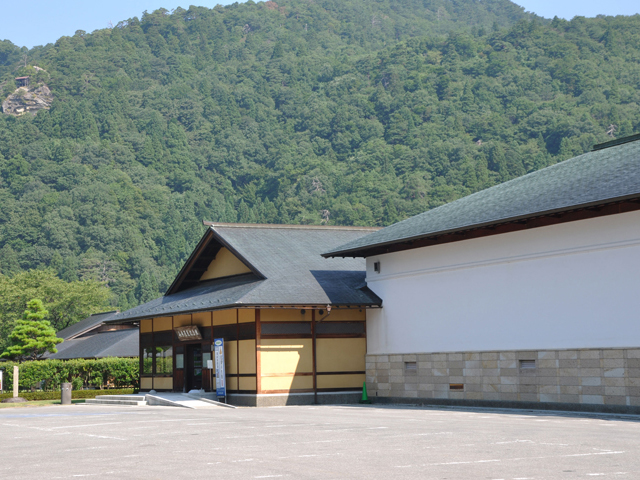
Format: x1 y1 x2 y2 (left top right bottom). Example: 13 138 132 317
0 399 86 408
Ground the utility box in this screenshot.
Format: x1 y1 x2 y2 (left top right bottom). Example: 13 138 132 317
61 383 72 405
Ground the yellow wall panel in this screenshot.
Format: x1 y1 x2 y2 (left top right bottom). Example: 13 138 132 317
261 375 313 391
238 309 255 323
239 376 257 391
140 319 152 333
227 376 238 390
317 374 365 389
316 338 366 372
200 247 251 281
213 309 236 326
224 340 238 374
259 339 312 374
153 317 172 331
192 311 212 327
317 309 366 322
239 340 256 374
154 377 173 390
260 309 310 322
140 377 152 389
173 314 192 327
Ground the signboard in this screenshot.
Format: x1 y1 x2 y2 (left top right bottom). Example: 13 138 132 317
174 325 202 341
214 338 226 399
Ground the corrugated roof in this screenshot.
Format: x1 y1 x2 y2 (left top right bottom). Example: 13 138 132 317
46 329 138 359
110 225 382 323
324 137 640 258
55 311 119 340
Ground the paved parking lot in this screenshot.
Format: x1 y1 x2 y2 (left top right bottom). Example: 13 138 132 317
1 403 639 479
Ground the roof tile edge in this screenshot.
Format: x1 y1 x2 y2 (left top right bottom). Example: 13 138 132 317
202 220 381 231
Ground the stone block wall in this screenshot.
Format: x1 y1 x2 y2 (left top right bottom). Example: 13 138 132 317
366 348 640 407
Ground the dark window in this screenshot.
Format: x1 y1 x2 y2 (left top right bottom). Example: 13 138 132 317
213 324 238 340
154 331 172 344
140 333 153 347
316 322 365 336
261 322 311 336
238 322 256 340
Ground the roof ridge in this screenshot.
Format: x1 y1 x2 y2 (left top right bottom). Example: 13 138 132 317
202 221 381 231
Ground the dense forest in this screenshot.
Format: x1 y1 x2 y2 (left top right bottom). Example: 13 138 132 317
0 0 639 312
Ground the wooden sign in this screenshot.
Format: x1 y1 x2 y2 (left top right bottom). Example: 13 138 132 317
174 325 202 341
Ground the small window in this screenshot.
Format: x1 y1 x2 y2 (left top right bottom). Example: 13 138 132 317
373 261 381 273
519 359 536 370
405 361 417 373
449 384 464 390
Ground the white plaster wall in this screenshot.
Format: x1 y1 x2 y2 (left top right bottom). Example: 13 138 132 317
365 210 640 354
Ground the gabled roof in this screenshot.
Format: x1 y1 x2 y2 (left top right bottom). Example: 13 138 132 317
324 136 640 258
46 329 138 360
110 224 382 323
55 311 119 340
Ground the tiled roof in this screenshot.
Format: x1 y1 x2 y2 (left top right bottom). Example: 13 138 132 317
324 137 640 258
45 329 138 359
55 311 119 340
110 225 382 323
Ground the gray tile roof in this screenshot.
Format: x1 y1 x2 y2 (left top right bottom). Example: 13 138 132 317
55 311 119 340
110 225 382 323
46 329 138 359
324 138 640 258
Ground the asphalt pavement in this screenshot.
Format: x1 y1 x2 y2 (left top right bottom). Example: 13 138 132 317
1 403 639 479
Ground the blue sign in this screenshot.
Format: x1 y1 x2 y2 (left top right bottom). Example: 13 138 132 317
214 338 226 398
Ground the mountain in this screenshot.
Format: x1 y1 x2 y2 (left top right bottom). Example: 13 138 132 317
0 0 638 310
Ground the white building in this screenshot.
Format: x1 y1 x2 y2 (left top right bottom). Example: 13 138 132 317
324 134 640 412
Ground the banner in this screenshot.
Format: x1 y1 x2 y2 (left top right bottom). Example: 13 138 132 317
214 338 226 399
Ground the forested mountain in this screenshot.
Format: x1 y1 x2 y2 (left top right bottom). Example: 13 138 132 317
0 0 638 311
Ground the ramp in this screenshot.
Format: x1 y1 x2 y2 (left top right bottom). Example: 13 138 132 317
85 392 236 409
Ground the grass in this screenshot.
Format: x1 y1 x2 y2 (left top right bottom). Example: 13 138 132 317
0 399 86 409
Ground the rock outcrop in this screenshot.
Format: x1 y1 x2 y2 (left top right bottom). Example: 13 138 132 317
2 84 53 116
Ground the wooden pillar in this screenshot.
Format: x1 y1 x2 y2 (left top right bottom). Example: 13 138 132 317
255 309 261 394
312 309 317 404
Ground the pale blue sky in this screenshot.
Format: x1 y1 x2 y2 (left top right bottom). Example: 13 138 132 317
2 1 638 49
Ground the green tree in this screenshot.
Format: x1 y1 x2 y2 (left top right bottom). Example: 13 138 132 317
1 299 63 363
0 269 111 352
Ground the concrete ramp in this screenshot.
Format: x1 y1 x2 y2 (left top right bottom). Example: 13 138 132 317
146 392 236 409
86 392 236 409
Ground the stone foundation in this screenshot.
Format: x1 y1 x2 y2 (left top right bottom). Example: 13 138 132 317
366 348 640 410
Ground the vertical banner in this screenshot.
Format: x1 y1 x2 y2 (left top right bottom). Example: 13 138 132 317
0 370 3 393
214 338 226 400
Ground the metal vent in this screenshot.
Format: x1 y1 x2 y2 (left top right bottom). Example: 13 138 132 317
519 359 536 370
404 361 417 372
449 384 464 390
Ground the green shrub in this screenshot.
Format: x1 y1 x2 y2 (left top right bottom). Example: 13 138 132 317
0 357 139 391
0 388 138 401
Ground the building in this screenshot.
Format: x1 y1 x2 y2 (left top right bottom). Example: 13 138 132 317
108 224 381 406
323 134 640 412
46 311 138 360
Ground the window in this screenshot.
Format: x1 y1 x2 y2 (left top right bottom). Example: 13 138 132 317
155 346 173 375
404 361 417 373
519 359 536 370
373 261 381 273
142 348 154 375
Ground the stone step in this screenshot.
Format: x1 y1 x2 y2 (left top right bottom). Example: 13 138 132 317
85 398 147 406
94 395 147 401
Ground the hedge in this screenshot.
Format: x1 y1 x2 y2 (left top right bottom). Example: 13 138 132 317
0 388 139 401
0 358 139 391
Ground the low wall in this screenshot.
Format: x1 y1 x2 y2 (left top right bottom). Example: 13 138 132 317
366 348 640 413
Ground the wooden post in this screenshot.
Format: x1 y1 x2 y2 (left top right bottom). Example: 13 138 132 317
13 366 18 398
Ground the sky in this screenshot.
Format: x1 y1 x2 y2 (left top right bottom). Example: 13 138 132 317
1 0 639 49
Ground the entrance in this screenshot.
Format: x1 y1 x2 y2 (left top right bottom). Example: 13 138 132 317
185 345 203 392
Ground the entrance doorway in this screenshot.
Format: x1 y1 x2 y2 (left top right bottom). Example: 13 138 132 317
185 345 203 392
